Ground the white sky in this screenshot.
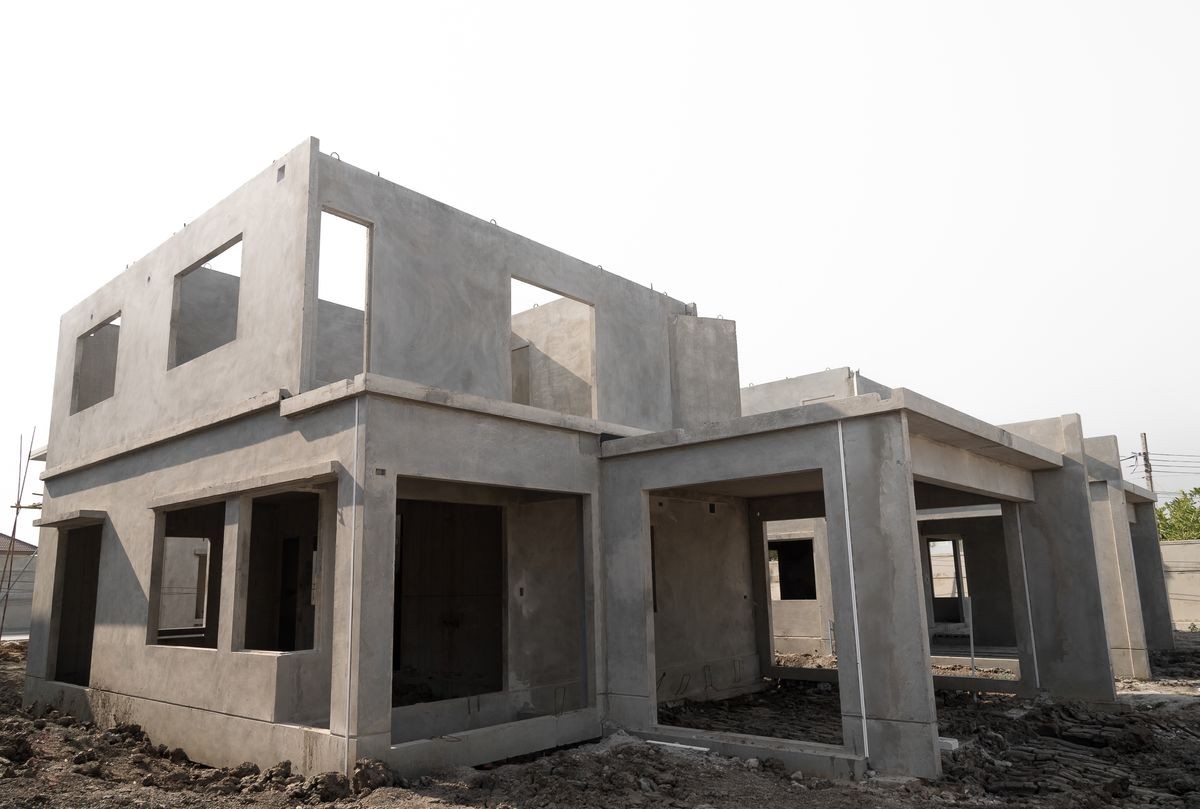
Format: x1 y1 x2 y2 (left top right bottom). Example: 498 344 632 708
3 1 1199 544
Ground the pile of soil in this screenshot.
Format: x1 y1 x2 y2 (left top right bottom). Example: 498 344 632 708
2 636 1199 808
659 680 844 745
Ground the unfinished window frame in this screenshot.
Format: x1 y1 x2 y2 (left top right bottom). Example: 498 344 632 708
239 489 324 654
508 275 598 419
70 311 122 414
167 234 244 369
146 501 227 650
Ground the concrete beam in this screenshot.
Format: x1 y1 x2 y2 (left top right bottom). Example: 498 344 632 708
909 435 1035 502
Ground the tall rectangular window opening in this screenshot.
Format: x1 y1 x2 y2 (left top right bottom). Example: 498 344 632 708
314 211 370 386
244 492 320 652
928 538 967 624
151 503 225 648
71 314 121 413
169 237 242 367
510 277 596 418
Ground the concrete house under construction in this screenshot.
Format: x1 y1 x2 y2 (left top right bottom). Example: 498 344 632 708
26 138 1175 780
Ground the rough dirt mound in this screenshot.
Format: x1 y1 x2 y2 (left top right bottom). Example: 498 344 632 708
659 680 844 745
3 637 1200 808
939 691 1200 806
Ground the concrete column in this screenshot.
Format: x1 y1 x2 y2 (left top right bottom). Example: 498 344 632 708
1000 503 1040 695
597 466 656 730
24 526 61 680
827 413 940 778
1001 416 1116 701
812 519 834 655
218 497 247 652
1129 501 1175 651
1083 437 1151 678
328 419 396 770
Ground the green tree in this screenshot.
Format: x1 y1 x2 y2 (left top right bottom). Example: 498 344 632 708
1156 487 1200 541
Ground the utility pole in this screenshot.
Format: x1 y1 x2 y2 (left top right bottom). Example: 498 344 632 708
1141 432 1154 492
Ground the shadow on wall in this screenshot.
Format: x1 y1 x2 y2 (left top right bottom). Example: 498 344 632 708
510 339 594 419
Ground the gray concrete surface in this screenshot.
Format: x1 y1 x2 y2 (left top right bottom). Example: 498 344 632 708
24 137 1173 783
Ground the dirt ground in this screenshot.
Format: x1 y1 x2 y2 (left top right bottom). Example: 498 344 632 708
2 638 1200 809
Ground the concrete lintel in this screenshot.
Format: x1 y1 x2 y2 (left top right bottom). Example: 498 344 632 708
282 373 649 438
636 726 866 780
32 508 107 529
29 444 47 463
910 435 1036 502
41 389 285 481
917 505 1003 521
146 461 341 510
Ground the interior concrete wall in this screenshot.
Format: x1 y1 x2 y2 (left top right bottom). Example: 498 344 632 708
1160 540 1199 630
72 322 121 414
313 299 364 386
155 536 209 631
312 152 693 431
765 519 833 656
740 368 889 416
918 517 1016 648
510 297 596 418
506 496 586 715
171 266 239 368
668 315 741 429
650 495 759 703
48 139 314 468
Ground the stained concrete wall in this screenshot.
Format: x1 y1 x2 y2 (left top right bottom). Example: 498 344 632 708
741 368 889 416
48 139 313 469
668 315 740 429
1161 540 1200 630
650 496 759 702
312 152 699 432
510 297 596 418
